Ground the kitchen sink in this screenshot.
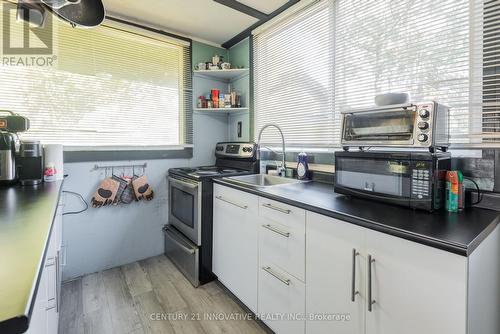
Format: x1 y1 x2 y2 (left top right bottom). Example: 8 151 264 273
224 174 305 188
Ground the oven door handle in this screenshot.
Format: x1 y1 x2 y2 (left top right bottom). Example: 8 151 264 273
169 176 198 190
164 228 196 255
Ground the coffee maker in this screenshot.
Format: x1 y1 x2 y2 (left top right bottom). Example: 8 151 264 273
0 132 17 185
0 110 31 186
17 140 44 186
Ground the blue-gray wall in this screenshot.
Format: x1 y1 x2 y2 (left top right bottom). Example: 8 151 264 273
61 106 229 281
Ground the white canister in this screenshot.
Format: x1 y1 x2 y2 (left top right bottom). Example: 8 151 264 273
43 144 64 181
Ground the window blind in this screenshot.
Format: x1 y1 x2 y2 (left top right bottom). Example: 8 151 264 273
333 0 476 146
253 0 335 147
483 0 500 144
254 0 498 148
0 4 192 148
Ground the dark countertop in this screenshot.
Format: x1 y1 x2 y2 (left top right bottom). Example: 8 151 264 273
214 178 500 257
0 181 64 334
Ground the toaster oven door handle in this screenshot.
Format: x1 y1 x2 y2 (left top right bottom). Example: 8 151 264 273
341 103 415 114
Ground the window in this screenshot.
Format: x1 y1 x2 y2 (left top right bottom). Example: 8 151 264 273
0 5 192 149
253 0 335 147
483 0 500 144
253 0 499 148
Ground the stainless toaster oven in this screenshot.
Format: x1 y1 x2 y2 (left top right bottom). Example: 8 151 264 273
341 101 449 151
334 151 451 211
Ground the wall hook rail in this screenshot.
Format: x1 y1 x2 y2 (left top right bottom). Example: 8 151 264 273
92 162 147 171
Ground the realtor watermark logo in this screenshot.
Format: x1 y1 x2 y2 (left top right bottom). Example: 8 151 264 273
1 2 57 66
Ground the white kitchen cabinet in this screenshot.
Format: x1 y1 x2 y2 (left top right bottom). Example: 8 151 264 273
215 185 499 334
26 266 48 334
258 197 306 281
213 184 259 312
306 212 366 334
26 199 63 334
306 211 468 334
258 263 305 334
364 229 467 334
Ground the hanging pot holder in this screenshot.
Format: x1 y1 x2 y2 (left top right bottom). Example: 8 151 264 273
120 177 136 204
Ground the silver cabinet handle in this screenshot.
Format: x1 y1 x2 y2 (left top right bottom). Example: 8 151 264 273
262 224 290 238
61 244 67 266
367 255 376 312
262 203 291 214
56 251 60 313
262 266 290 286
215 195 248 209
45 256 57 311
165 228 195 255
351 249 359 302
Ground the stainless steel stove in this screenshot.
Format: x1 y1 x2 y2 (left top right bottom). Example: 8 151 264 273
164 142 259 287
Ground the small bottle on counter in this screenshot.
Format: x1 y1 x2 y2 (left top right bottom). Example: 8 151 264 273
297 152 310 180
458 171 465 210
446 171 460 212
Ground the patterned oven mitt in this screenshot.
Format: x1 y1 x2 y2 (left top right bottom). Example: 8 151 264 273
91 177 120 208
132 175 154 201
112 175 128 205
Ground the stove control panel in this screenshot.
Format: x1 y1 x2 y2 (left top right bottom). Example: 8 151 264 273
215 142 257 159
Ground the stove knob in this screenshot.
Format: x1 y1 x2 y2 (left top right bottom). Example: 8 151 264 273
418 122 429 130
418 134 428 142
248 147 253 152
242 147 248 152
419 109 430 119
216 146 223 151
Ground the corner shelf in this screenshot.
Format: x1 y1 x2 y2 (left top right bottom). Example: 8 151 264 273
193 68 249 82
194 107 248 114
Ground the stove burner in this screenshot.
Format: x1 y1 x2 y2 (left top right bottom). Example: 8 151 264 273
199 166 218 171
195 171 219 176
222 169 239 173
179 168 196 173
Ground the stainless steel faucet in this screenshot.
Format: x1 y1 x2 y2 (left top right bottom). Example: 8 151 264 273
257 123 286 176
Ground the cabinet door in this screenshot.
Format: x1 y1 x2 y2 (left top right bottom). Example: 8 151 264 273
306 212 366 334
26 262 49 334
258 263 305 334
213 184 259 312
365 230 467 334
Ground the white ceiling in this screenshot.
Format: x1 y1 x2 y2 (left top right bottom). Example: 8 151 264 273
102 0 289 46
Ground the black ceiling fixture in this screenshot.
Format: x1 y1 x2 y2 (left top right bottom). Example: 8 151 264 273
43 0 105 28
221 0 300 49
17 0 105 28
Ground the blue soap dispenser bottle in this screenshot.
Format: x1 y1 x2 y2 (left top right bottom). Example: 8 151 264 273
297 152 310 180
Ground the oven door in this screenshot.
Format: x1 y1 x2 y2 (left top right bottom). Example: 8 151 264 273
335 155 412 204
168 175 202 245
341 104 418 147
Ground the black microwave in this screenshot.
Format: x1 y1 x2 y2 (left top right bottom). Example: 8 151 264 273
334 151 451 211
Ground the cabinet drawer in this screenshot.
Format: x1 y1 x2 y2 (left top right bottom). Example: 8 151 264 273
259 214 305 281
214 184 258 211
258 263 305 334
259 197 305 227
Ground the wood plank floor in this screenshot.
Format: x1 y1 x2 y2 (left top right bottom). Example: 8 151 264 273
59 255 268 334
